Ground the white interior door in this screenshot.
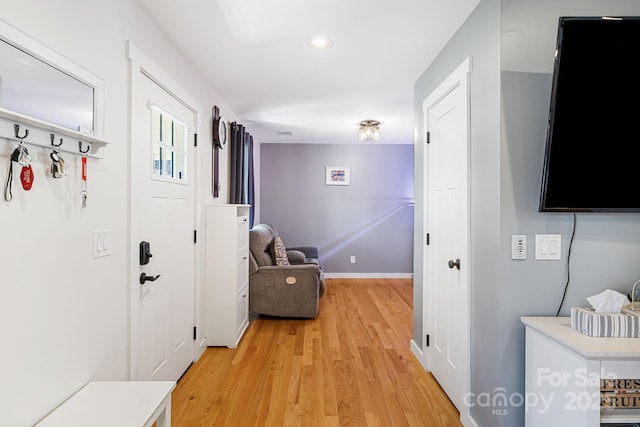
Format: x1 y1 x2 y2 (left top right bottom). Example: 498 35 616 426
423 58 471 416
129 52 197 381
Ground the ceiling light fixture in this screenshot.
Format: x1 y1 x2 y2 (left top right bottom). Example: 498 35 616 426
358 120 381 142
308 36 334 50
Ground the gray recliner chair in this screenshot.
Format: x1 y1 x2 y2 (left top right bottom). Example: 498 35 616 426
248 224 325 318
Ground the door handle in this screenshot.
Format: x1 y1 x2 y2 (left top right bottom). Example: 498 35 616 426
448 258 461 270
140 273 161 284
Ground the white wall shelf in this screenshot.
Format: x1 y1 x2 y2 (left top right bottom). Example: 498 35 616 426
0 108 109 159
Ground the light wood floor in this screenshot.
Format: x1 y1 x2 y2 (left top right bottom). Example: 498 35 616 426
171 278 461 426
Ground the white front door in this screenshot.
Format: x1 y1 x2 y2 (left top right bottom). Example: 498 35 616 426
129 54 197 381
423 58 471 416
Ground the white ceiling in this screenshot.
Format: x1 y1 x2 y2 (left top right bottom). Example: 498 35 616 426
139 0 481 145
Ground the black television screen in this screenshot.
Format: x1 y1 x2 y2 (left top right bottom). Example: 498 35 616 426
539 16 640 212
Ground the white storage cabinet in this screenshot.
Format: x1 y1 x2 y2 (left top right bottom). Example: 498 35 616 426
522 316 640 426
205 205 251 348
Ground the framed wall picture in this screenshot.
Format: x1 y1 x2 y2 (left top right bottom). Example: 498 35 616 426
325 166 350 186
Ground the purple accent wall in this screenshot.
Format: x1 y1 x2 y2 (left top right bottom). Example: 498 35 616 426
260 143 414 275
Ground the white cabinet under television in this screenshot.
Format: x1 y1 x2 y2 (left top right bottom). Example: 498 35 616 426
205 204 251 348
522 316 640 427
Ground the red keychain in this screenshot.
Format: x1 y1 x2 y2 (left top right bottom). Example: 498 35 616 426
16 133 33 191
20 165 34 190
80 142 89 208
82 155 87 207
5 124 34 199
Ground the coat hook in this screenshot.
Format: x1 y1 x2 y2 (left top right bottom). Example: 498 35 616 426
14 124 29 141
50 134 63 147
78 141 91 154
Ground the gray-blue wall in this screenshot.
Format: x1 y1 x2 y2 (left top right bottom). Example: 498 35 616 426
414 1 640 426
260 143 413 275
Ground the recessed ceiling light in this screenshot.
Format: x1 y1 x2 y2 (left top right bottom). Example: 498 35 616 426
308 36 334 50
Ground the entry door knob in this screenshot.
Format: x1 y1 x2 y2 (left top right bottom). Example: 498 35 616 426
448 258 461 270
140 273 161 284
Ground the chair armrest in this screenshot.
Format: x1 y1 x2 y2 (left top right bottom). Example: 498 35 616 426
249 264 321 318
286 250 307 265
286 245 319 259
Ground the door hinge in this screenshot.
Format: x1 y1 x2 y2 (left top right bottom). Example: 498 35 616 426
426 334 430 347
193 326 197 340
193 230 197 243
426 233 430 245
426 131 430 144
194 133 198 147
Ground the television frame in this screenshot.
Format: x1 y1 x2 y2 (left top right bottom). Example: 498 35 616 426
539 16 640 213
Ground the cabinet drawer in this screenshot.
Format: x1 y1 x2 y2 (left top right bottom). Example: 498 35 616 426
236 254 249 295
237 216 249 255
236 289 248 335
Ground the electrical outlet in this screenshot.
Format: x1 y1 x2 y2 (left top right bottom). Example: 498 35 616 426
511 235 526 260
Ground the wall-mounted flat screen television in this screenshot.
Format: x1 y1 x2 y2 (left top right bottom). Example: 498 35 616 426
539 16 640 212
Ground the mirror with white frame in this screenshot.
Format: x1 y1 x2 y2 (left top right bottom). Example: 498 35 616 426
0 38 95 133
0 19 106 158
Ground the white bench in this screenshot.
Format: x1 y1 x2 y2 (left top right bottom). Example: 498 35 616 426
35 381 176 427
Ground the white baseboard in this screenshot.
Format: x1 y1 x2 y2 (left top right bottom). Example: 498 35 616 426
195 338 207 361
323 273 413 279
410 338 425 368
462 412 479 427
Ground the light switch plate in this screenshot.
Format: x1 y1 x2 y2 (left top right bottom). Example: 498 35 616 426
93 229 111 258
535 234 561 260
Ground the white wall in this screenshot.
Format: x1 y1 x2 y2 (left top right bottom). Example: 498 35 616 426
260 143 414 275
0 1 246 425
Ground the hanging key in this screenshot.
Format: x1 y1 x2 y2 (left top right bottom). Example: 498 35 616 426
50 135 65 178
50 151 65 179
81 154 88 208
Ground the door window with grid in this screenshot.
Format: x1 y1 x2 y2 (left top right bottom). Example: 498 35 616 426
151 106 188 182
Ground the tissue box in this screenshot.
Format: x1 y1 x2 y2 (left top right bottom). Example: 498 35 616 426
571 307 640 338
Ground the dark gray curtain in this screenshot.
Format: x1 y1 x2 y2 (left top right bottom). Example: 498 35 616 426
229 122 255 226
246 134 255 227
229 122 244 204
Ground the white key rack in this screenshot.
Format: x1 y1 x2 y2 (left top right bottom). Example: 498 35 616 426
0 107 109 159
